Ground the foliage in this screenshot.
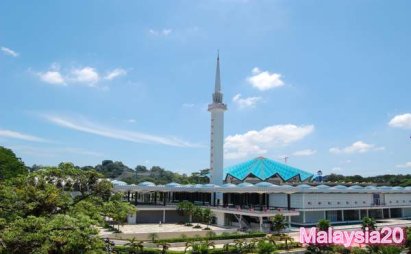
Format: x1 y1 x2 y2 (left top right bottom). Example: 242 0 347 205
0 159 136 254
177 201 195 224
257 240 277 254
317 219 331 231
149 233 159 242
0 146 27 180
271 214 287 235
324 173 411 187
125 237 145 254
152 231 266 243
361 217 376 231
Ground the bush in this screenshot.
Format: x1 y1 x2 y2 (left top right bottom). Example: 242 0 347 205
257 240 277 254
154 232 266 243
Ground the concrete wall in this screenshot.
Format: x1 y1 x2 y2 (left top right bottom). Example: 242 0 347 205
291 193 373 209
385 194 411 206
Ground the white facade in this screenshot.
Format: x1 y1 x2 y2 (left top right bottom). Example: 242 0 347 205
208 55 227 186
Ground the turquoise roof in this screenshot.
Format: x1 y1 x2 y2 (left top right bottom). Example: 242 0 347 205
224 157 313 182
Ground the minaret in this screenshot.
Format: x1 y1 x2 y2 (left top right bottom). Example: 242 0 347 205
208 54 227 186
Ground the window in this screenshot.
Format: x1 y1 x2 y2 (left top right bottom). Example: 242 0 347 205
308 202 312 205
318 202 322 205
346 201 349 204
363 201 366 204
328 202 332 205
354 201 358 204
337 202 340 205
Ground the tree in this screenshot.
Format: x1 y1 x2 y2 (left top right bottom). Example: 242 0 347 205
0 164 136 253
125 237 144 254
177 201 195 224
0 146 27 180
317 219 331 231
271 214 287 235
361 217 376 231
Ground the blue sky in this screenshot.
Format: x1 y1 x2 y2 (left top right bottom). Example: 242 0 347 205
1 0 411 176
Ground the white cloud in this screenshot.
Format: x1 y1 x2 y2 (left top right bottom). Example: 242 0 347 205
1 46 19 57
127 119 136 123
292 149 317 156
42 114 196 148
247 67 284 91
0 129 47 142
38 71 65 85
35 64 126 87
396 162 411 168
232 93 261 109
149 29 172 36
104 68 127 80
329 141 384 154
182 103 195 108
225 124 314 159
71 67 99 85
389 113 411 129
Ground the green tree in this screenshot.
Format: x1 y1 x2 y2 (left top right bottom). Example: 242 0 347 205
271 214 287 235
177 201 195 224
0 146 27 180
317 219 331 231
361 217 376 231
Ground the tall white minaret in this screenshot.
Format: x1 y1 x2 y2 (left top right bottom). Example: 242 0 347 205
208 54 227 186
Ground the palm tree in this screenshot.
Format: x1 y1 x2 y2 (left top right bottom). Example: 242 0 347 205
271 214 287 235
157 242 170 254
317 219 331 231
361 217 376 231
125 237 144 254
177 201 195 225
148 232 159 242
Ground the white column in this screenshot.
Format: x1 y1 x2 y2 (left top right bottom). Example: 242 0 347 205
341 210 345 221
163 209 166 223
259 217 263 232
239 215 242 229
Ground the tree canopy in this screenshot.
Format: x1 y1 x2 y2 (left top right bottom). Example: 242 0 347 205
0 146 27 180
0 161 136 254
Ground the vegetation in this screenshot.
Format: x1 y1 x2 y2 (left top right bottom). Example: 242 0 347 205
0 146 28 179
0 155 136 254
316 219 331 231
361 217 376 231
324 173 411 187
271 214 287 235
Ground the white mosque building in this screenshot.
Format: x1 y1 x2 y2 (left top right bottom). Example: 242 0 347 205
114 56 411 231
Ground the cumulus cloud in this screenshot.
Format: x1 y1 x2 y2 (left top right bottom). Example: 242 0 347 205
38 71 65 85
104 68 127 80
389 113 411 129
396 162 411 168
1 46 19 57
224 124 314 159
42 114 197 148
35 64 126 87
0 129 47 142
329 141 384 154
71 67 100 85
149 29 172 36
232 93 261 109
292 149 317 156
247 67 284 91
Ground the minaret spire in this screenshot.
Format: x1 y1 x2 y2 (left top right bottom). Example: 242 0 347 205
215 52 221 92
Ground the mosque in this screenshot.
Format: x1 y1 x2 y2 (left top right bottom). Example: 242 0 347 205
114 56 411 231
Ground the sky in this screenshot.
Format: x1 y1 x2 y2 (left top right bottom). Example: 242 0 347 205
1 0 410 176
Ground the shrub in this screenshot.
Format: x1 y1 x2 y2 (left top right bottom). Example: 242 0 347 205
257 240 277 254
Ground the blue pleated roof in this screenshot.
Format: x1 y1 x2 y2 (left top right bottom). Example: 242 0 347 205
224 156 313 182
